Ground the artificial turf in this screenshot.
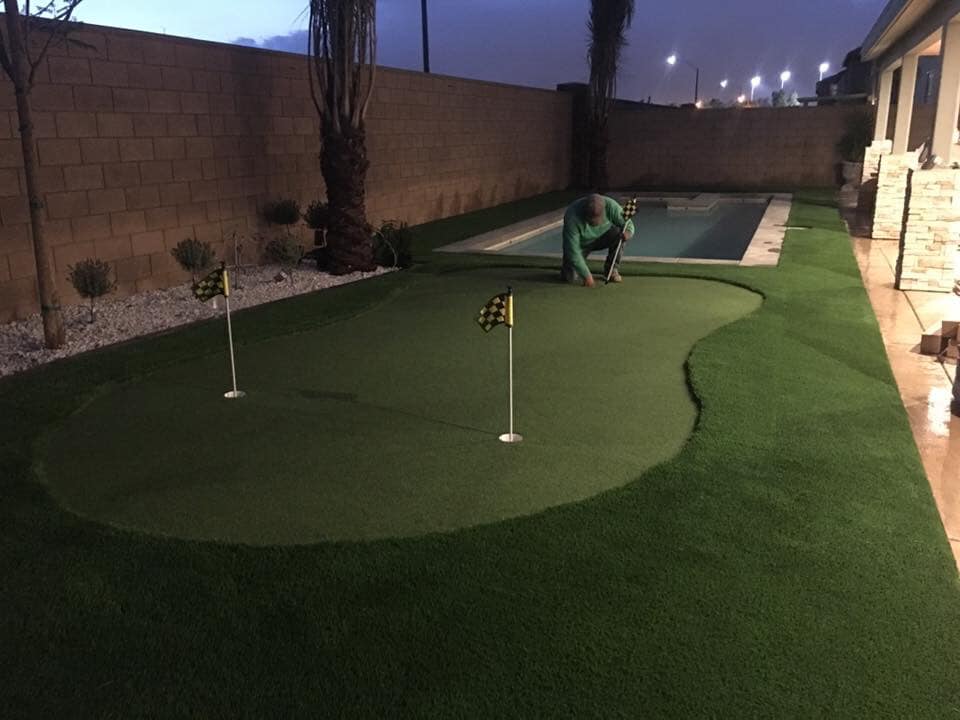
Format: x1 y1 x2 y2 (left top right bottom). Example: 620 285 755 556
2 190 960 718
36 272 759 544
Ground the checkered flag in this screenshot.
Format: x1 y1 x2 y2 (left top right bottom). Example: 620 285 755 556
621 197 638 223
477 292 513 332
193 265 229 303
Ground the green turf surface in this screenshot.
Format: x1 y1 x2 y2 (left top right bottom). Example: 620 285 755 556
37 273 759 544
2 189 960 717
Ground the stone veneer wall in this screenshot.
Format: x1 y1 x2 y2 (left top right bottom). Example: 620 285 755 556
858 139 892 222
0 23 572 322
896 167 960 292
873 151 920 240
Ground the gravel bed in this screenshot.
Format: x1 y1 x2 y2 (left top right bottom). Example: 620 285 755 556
0 264 393 379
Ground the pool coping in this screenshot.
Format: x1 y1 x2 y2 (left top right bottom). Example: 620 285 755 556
434 192 792 267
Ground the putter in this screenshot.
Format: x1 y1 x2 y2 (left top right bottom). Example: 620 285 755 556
604 197 639 285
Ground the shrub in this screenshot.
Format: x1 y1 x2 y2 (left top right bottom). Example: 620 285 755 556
263 235 303 283
303 200 329 231
837 111 873 163
67 258 116 323
263 198 301 227
373 220 413 269
171 238 215 282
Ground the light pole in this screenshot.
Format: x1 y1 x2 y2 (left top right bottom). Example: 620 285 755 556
750 76 761 102
780 70 791 90
666 53 700 104
819 62 830 82
421 0 430 73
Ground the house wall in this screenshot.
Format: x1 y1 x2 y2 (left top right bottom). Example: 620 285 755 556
605 103 869 189
0 23 572 321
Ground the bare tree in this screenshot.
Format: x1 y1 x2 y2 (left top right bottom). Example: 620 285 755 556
308 0 377 274
586 0 634 191
0 1 84 348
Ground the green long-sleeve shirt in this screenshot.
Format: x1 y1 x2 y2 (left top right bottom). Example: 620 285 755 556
562 196 635 280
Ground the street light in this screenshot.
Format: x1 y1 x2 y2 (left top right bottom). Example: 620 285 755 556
780 70 791 89
819 61 830 81
737 94 746 104
720 79 729 89
666 53 700 104
750 75 761 101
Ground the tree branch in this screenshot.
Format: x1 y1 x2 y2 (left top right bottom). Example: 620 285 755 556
27 0 85 87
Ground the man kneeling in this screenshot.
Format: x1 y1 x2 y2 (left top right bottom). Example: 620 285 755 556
560 194 635 287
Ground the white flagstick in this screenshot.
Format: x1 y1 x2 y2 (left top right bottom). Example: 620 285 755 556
499 288 522 443
605 197 638 284
222 268 245 399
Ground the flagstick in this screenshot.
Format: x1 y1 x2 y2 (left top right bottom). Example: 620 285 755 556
499 288 521 444
223 272 245 399
508 324 514 436
605 236 624 284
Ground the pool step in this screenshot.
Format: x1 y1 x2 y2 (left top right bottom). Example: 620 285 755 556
666 194 722 214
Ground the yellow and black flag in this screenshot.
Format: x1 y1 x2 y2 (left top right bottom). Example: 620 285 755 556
193 265 230 303
477 291 514 332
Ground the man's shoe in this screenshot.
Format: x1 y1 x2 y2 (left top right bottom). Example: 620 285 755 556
608 270 623 283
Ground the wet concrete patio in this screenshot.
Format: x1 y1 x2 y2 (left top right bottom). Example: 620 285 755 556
850 227 960 569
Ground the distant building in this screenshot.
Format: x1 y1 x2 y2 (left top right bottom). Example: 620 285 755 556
816 48 872 98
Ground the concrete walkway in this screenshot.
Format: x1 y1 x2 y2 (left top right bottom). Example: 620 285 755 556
850 227 960 569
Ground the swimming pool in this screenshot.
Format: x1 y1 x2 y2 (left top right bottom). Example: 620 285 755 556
436 193 791 266
508 202 765 261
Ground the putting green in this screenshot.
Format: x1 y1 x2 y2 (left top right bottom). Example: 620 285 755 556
36 269 759 544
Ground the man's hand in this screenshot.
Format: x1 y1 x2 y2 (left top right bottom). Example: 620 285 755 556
622 228 633 242
583 274 596 288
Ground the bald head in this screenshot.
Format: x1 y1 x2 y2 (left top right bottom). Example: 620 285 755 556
585 194 605 226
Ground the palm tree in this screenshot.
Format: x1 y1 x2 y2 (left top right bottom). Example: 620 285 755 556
0 1 85 348
586 0 635 191
308 0 378 274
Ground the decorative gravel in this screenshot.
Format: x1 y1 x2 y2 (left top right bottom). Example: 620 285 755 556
0 264 393 379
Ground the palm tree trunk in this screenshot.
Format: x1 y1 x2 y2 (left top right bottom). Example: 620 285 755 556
321 124 375 274
587 115 609 191
3 2 65 348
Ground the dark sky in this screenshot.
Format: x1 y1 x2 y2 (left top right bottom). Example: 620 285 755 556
238 0 888 104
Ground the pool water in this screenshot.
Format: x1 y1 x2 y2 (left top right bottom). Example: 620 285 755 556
501 202 768 261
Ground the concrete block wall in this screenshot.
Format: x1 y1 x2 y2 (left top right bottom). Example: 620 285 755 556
605 103 869 189
0 23 572 321
897 167 960 292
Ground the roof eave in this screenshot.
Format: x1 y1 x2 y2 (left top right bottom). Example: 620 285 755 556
863 0 912 60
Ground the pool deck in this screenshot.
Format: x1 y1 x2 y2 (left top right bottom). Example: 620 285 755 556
435 192 792 267
848 218 960 570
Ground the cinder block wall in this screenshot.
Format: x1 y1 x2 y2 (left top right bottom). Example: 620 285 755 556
606 102 869 189
0 23 572 321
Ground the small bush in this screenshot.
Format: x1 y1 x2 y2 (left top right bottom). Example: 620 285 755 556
263 235 303 283
263 198 301 227
837 111 873 163
373 220 413 269
303 200 329 230
171 238 215 281
67 258 116 323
